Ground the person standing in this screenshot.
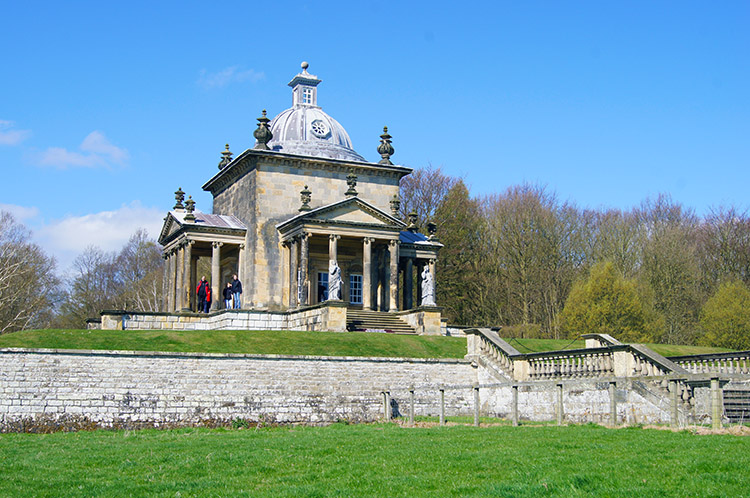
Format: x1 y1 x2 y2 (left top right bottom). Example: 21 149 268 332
231 274 243 309
196 276 210 313
223 282 233 309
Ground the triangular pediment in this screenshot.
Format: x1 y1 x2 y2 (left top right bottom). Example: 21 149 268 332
158 212 182 245
276 197 406 233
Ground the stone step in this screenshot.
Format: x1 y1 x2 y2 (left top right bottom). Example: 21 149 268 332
346 310 416 334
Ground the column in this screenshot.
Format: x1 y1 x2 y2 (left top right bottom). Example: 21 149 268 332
362 237 373 310
388 239 399 312
175 243 184 311
182 240 193 311
211 242 223 311
428 258 437 306
167 251 176 312
281 242 290 307
416 261 423 307
237 243 246 309
404 258 414 310
299 232 309 306
289 237 299 308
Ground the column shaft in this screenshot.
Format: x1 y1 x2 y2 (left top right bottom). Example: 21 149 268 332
404 258 414 309
182 241 193 311
299 234 309 306
290 239 299 308
211 242 222 311
175 245 184 311
388 239 399 312
362 238 373 310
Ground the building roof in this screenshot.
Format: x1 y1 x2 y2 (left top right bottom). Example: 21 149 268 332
267 63 366 163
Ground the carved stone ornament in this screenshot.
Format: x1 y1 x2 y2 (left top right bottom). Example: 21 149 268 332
218 144 233 170
377 126 394 165
427 221 438 240
174 187 185 210
390 194 401 217
184 196 196 222
408 211 418 233
345 169 358 197
299 185 312 212
253 109 273 150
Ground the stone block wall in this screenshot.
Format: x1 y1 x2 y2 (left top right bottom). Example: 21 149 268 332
0 349 476 430
100 304 346 332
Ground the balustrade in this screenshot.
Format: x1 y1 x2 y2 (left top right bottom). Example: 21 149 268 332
527 350 613 380
671 352 750 375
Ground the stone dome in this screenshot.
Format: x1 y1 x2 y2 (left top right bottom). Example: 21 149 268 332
267 63 366 162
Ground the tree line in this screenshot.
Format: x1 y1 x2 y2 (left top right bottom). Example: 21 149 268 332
1 166 749 348
399 166 750 348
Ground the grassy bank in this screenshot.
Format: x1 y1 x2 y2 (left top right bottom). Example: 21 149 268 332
0 329 730 359
0 329 468 359
1 423 748 497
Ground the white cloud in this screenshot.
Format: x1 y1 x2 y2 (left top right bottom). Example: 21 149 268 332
0 203 40 221
0 120 31 146
37 131 129 169
35 201 165 272
197 66 265 89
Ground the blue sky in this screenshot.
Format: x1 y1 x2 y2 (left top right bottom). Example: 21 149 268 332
1 1 748 271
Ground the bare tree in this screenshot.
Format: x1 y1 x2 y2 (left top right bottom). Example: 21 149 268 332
398 164 459 226
0 212 59 333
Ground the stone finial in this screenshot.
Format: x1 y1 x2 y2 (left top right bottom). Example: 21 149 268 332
174 188 185 211
253 109 273 150
377 126 394 165
345 169 358 197
427 221 438 240
299 185 312 212
184 196 196 222
218 144 233 169
390 194 401 217
407 212 418 233
301 61 309 73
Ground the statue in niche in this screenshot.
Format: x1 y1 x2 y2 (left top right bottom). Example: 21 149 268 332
328 261 342 301
421 266 436 306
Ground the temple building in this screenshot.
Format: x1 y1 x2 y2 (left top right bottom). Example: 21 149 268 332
155 63 442 333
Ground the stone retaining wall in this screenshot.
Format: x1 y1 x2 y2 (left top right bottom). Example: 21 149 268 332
0 348 475 430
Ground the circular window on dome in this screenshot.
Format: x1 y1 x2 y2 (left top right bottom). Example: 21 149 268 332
310 119 330 138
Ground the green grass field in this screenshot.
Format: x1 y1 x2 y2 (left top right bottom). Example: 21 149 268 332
1 423 748 497
0 329 468 359
0 329 730 359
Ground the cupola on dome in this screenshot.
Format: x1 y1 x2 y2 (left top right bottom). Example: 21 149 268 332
267 62 365 162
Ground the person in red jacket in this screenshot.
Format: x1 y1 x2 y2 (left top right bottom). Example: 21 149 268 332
196 276 211 313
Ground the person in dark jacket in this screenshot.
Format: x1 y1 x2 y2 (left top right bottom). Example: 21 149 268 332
223 282 233 309
196 276 210 313
231 274 243 309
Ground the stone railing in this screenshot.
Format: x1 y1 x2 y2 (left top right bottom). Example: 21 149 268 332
526 348 614 380
669 351 750 375
470 328 518 378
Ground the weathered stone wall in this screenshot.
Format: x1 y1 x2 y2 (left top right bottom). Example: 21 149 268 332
0 349 476 430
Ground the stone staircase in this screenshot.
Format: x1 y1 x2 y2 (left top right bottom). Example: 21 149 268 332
346 309 416 334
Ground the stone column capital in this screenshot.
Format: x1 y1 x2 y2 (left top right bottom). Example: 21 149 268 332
363 237 375 244
389 239 400 247
238 243 245 250
212 241 224 249
329 234 341 241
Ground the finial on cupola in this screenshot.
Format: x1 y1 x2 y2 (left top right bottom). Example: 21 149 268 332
377 126 394 165
184 196 196 222
218 144 233 169
253 109 273 150
174 187 185 211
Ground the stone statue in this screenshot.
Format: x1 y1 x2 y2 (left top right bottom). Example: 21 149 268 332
328 261 342 301
421 266 436 306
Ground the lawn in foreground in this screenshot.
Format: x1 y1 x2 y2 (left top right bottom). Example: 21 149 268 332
1 423 748 497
